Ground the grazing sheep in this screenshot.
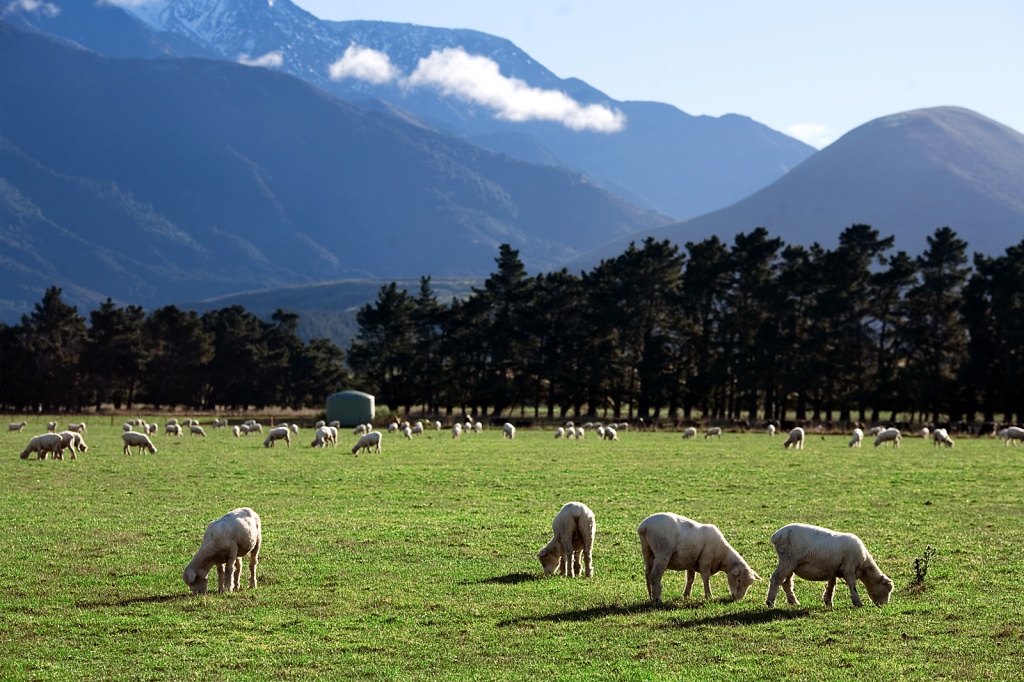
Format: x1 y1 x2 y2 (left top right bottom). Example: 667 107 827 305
783 427 805 449
451 423 462 439
434 420 442 431
19 433 64 460
263 426 291 448
145 422 158 436
681 427 697 439
920 427 930 439
704 426 722 439
765 523 893 608
603 426 618 441
403 425 413 439
933 428 955 448
329 420 341 429
57 430 88 460
388 422 399 434
352 430 382 455
189 424 207 437
46 421 57 433
867 426 884 437
554 427 565 439
474 421 483 433
1000 426 1024 446
637 512 761 603
411 422 424 436
596 425 606 439
354 423 369 436
166 418 179 427
314 420 325 429
574 427 585 440
849 428 864 448
232 425 241 437
767 424 776 437
122 423 133 432
502 423 516 439
8 421 28 433
212 418 229 429
537 502 596 578
310 425 333 448
166 423 183 437
122 431 158 456
289 423 299 434
873 428 901 448
183 507 261 595
66 422 86 434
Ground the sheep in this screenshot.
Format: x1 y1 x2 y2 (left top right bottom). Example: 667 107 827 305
352 430 383 455
403 425 413 439
212 418 229 429
920 427 930 439
8 421 28 433
537 502 596 578
310 425 333 448
765 523 893 608
867 426 884 437
574 427 585 440
354 423 369 436
1001 426 1024 446
314 420 326 429
704 426 722 439
596 426 606 439
289 423 299 434
263 426 291 448
933 427 955 448
166 418 179 427
185 418 200 427
122 423 133 432
388 422 399 434
451 423 462 439
19 433 64 460
122 431 157 456
873 428 901 448
474 421 483 433
46 421 57 433
564 421 575 429
783 427 805 449
66 422 86 434
411 422 424 436
849 428 864 448
242 422 263 434
329 420 341 428
681 427 697 439
767 423 776 437
554 427 565 439
183 507 261 595
57 430 88 460
502 423 516 439
189 424 207 437
603 426 618 441
145 422 158 436
166 423 183 437
232 425 241 438
637 512 761 603
434 420 442 431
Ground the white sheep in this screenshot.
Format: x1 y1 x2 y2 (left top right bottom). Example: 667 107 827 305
388 422 399 434
596 426 606 439
329 420 341 428
867 426 884 437
166 423 183 437
873 428 901 448
166 418 179 427
8 421 28 433
849 428 864 448
310 425 335 448
189 424 207 437
434 420 442 431
767 424 776 437
403 425 413 439
451 423 462 439
314 420 325 429
933 427 955 448
920 427 930 439
637 512 761 603
352 430 383 455
46 421 57 433
704 426 722 439
502 423 516 439
1000 426 1024 446
354 423 369 436
537 502 596 578
232 425 241 438
681 427 697 439
66 422 86 434
574 427 585 440
57 430 88 460
765 523 893 608
782 427 805 449
263 426 291 448
554 427 565 439
212 418 229 429
183 507 261 595
122 431 158 455
145 422 158 436
19 433 63 460
289 423 299 434
122 423 133 432
603 426 618 441
411 422 424 436
474 421 483 433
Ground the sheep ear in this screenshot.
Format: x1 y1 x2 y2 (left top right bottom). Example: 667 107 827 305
185 568 196 584
537 547 549 558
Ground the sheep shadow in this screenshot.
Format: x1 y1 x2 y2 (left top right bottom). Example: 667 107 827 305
658 607 812 629
497 601 664 626
498 602 811 628
75 593 191 609
464 572 540 586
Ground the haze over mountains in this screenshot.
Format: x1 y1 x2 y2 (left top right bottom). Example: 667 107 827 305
2 0 1023 330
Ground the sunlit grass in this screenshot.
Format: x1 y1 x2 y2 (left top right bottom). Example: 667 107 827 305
2 419 1023 680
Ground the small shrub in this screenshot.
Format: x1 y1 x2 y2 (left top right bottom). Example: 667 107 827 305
908 545 937 593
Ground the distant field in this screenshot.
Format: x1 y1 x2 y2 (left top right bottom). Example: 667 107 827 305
2 420 1023 680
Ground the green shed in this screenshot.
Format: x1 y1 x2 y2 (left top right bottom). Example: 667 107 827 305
325 390 375 427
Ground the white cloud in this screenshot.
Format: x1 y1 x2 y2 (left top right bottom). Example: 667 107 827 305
406 47 625 133
237 51 284 69
786 123 834 149
4 0 60 17
328 45 399 85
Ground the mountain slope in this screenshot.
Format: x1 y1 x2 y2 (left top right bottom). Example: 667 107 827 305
6 0 815 220
570 107 1024 266
0 21 665 317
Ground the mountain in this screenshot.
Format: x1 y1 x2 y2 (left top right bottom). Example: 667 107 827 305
0 21 666 319
569 107 1024 267
5 0 816 220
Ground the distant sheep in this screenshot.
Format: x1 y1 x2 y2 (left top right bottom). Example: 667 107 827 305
849 428 864 448
19 433 63 460
183 507 261 595
767 424 776 437
232 425 241 438
502 423 516 439
1000 426 1024 446
933 428 955 448
681 427 697 439
704 426 722 439
212 418 229 429
603 426 618 441
537 502 596 578
166 423 183 437
310 425 337 448
122 431 157 456
554 427 565 439
66 422 86 434
46 421 57 433
289 423 299 434
782 427 805 450
638 512 761 603
451 423 462 439
263 426 291 448
352 431 382 455
873 428 901 448
189 424 207 437
765 523 893 608
8 421 28 433
57 430 88 460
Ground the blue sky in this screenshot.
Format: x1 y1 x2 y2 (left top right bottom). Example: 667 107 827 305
291 0 1023 148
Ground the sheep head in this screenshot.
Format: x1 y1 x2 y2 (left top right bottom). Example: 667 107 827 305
860 565 894 606
537 546 561 575
727 564 762 600
183 566 212 594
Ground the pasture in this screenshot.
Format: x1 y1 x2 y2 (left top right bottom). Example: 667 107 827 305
2 420 1023 680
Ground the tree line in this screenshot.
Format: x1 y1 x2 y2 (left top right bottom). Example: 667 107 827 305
0 291 348 413
348 225 1024 426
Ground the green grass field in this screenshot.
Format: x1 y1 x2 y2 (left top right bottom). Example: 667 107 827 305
2 420 1023 680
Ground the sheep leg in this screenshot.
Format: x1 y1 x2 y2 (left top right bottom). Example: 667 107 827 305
646 556 669 603
248 547 259 589
232 558 242 591
572 550 582 577
700 571 713 600
641 540 657 601
782 574 799 604
560 540 575 577
216 563 226 592
823 577 837 607
222 547 239 593
844 573 864 607
683 570 696 598
766 566 792 606
582 542 593 578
